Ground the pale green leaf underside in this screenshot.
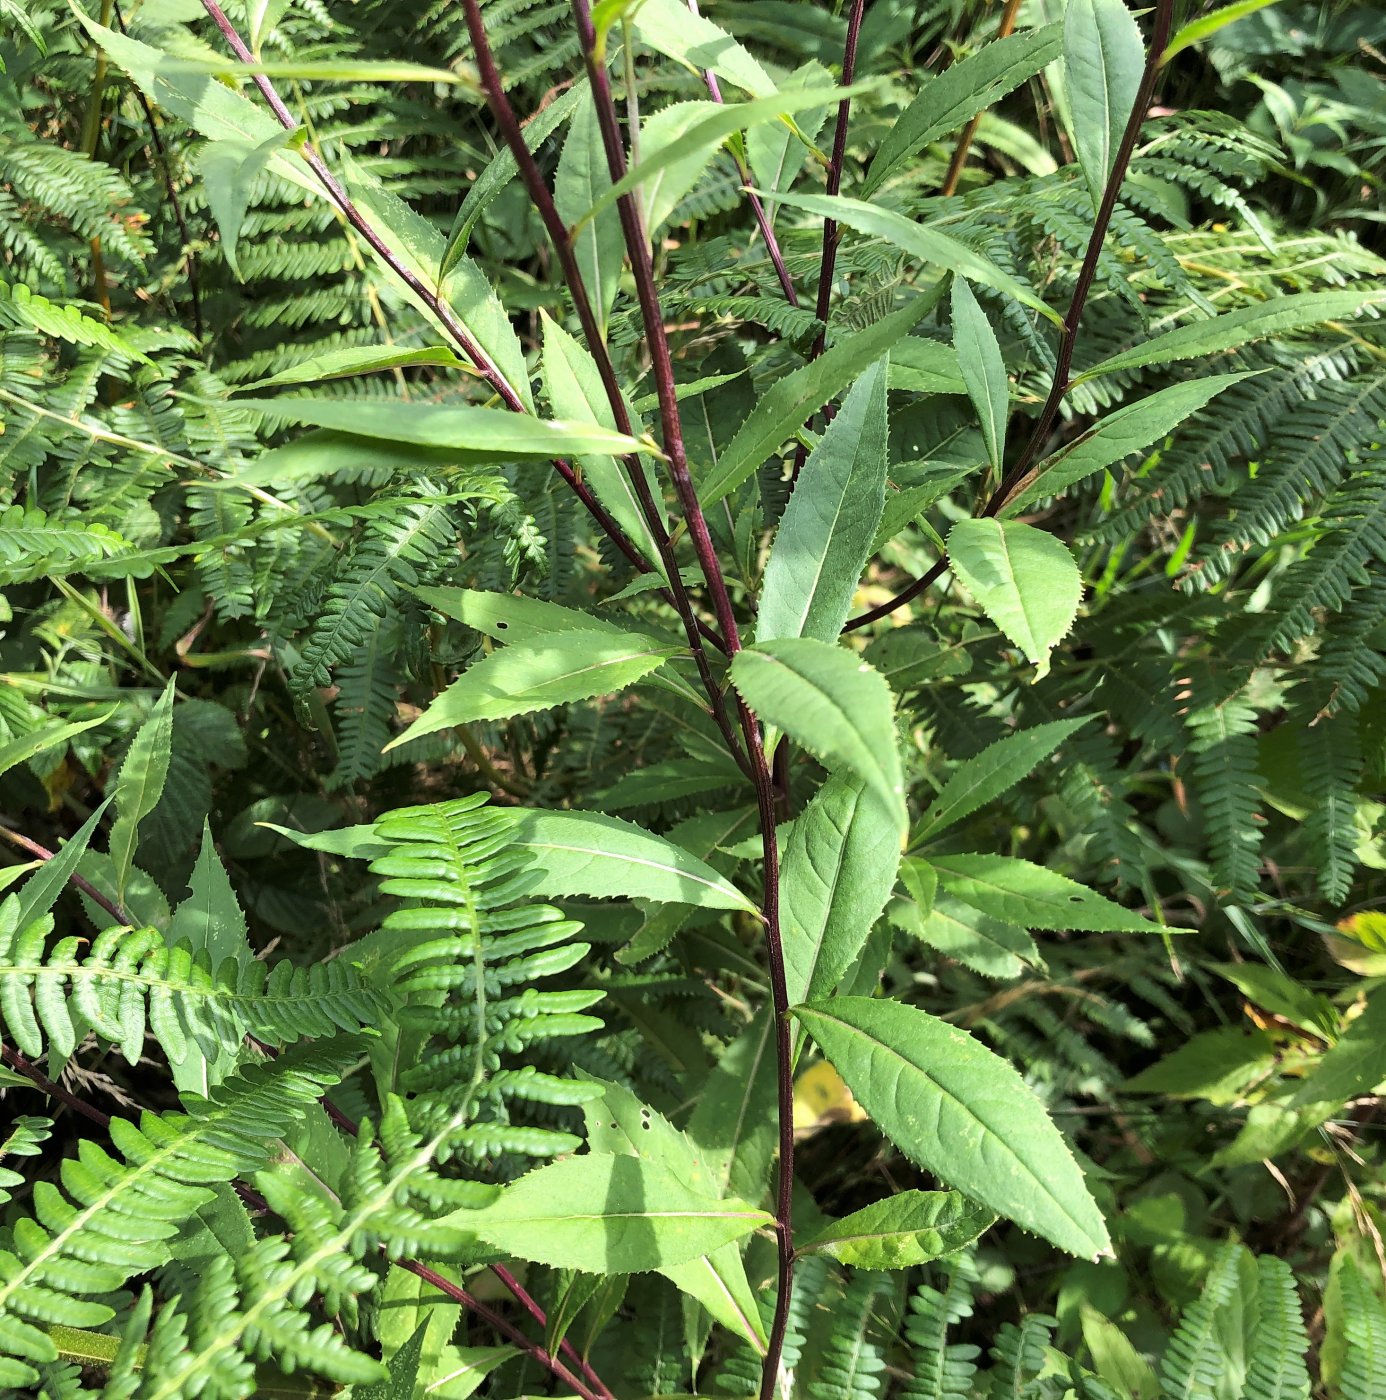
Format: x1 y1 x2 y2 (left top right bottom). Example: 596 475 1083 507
799 1189 996 1269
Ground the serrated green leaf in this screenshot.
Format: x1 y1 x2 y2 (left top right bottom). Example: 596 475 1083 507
197 130 295 281
780 775 903 1009
758 358 889 645
1079 289 1386 381
233 344 466 393
951 278 1008 471
1124 1026 1278 1104
794 996 1111 1259
11 798 114 933
1064 0 1145 211
108 679 176 901
491 808 756 912
758 190 1062 325
729 638 905 829
698 299 932 509
0 713 111 781
630 0 777 96
385 631 682 749
462 1153 771 1273
946 519 1082 679
931 853 1160 932
1292 989 1386 1106
915 717 1089 840
555 88 624 334
892 891 1039 980
1005 373 1256 511
1162 0 1280 62
864 25 1065 194
414 586 634 643
799 1190 996 1269
234 397 651 459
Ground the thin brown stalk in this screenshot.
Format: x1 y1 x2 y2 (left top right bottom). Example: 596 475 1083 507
940 0 1025 196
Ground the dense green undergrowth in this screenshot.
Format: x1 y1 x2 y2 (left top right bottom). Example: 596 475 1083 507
0 0 1384 1396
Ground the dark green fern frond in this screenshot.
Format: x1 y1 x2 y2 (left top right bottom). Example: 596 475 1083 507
900 1253 981 1400
1244 1253 1312 1400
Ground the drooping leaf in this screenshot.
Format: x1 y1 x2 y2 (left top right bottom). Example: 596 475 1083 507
1005 373 1256 511
798 1190 996 1270
1063 0 1145 211
794 996 1112 1259
729 638 905 829
491 808 756 912
108 679 177 900
931 853 1160 932
461 1153 771 1273
197 130 295 281
1078 288 1386 381
698 299 933 509
630 0 777 97
555 89 625 334
914 717 1089 840
541 313 664 572
779 775 903 1009
385 631 682 749
757 190 1061 324
758 358 889 645
864 24 1065 194
235 397 652 460
234 345 467 393
946 519 1082 679
951 278 1008 471
892 891 1039 980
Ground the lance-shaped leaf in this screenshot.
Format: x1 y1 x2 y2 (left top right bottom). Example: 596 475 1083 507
729 639 905 829
235 397 651 460
698 299 932 509
108 679 176 899
758 190 1061 325
931 853 1160 933
799 1190 996 1270
12 798 114 933
1004 373 1256 512
0 713 111 782
794 996 1111 1259
864 24 1065 194
235 344 467 393
198 130 295 281
630 0 776 97
758 358 889 645
915 716 1089 840
946 519 1082 679
687 1009 778 1205
892 891 1040 981
1064 0 1144 211
462 1153 771 1273
951 278 1008 472
1078 288 1386 381
1291 987 1386 1108
541 314 665 574
385 631 681 749
779 775 903 1008
556 88 624 331
415 586 636 643
490 808 756 913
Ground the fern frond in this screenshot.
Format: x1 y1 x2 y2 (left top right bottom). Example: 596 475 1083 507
1159 1242 1245 1400
900 1253 981 1400
1184 676 1263 903
0 504 136 586
1338 1259 1386 1400
1243 1254 1312 1400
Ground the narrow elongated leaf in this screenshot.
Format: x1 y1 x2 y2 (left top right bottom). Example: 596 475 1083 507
630 0 776 97
946 519 1082 679
1292 988 1386 1107
779 775 903 1008
1163 0 1280 62
758 191 1061 325
1079 289 1386 380
12 798 114 932
729 639 905 829
385 631 682 749
0 713 111 781
462 1153 771 1273
687 1010 778 1205
555 90 624 332
1064 0 1144 210
915 717 1089 840
542 314 664 572
794 996 1112 1259
758 358 889 645
931 853 1160 932
892 891 1039 980
235 397 651 460
108 679 176 899
491 808 755 912
889 337 966 395
748 61 832 202
198 131 294 280
235 345 467 393
799 1190 996 1269
951 279 1008 471
414 586 633 643
699 299 932 508
1005 373 1255 511
864 25 1065 194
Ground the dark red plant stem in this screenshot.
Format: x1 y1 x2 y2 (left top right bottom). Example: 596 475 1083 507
845 0 1176 632
491 1263 617 1400
459 0 746 766
808 0 868 363
0 824 129 925
195 0 724 648
1 1043 112 1127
